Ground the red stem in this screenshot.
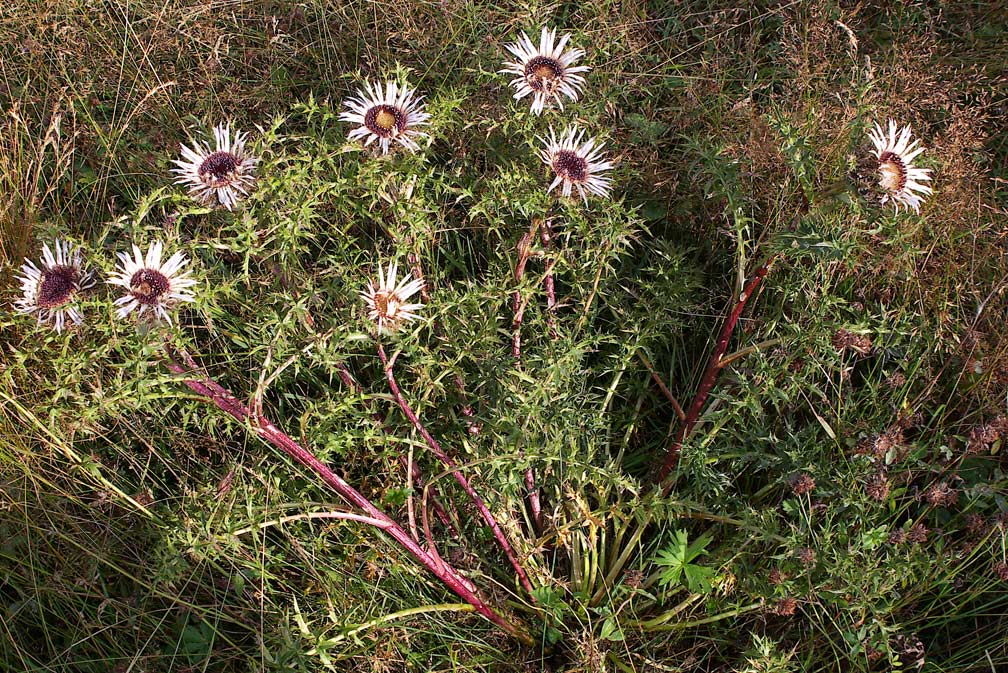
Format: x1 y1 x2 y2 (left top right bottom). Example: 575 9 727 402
400 454 455 531
163 355 529 641
335 363 359 391
512 224 543 533
540 219 558 339
512 290 527 359
511 230 534 360
377 343 536 597
331 353 456 534
524 469 542 532
658 257 774 489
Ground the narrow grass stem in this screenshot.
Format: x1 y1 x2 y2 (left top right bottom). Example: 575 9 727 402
591 521 646 606
163 352 530 642
512 227 534 360
376 342 536 598
658 256 775 487
642 601 764 631
717 338 782 370
635 594 703 630
637 351 686 422
309 603 476 649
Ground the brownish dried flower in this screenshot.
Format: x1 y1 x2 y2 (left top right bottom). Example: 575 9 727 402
797 547 816 566
832 328 872 355
966 415 1007 455
623 569 645 589
964 513 988 537
788 472 816 495
886 371 907 390
876 427 907 460
769 568 787 585
865 471 891 502
993 561 1008 582
771 597 797 616
907 523 929 545
923 481 958 508
856 427 907 463
888 529 907 545
896 409 921 430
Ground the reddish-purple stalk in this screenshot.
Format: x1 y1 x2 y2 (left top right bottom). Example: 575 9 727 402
512 292 527 359
333 355 456 535
400 454 455 530
512 224 543 532
638 352 686 422
376 342 536 597
163 355 529 642
658 257 775 490
511 229 534 360
523 469 542 532
334 362 359 391
540 219 558 339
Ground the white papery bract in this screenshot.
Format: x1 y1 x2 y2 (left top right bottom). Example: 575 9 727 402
500 27 590 115
171 123 258 211
868 120 933 213
107 241 197 326
14 239 94 333
340 81 431 155
538 126 614 203
361 261 425 334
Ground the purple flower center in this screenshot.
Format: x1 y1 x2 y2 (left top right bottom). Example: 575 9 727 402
38 265 78 309
199 151 240 185
553 149 588 183
129 269 170 305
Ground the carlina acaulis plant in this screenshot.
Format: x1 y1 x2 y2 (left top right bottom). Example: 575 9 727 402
10 4 1008 671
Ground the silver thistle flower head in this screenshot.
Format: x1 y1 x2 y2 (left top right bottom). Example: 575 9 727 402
171 123 258 211
361 261 425 334
340 81 431 155
14 239 95 333
539 126 614 203
500 27 590 115
107 241 197 326
868 120 933 214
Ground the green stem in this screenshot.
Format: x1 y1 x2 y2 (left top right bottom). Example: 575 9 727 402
307 603 476 650
643 601 763 632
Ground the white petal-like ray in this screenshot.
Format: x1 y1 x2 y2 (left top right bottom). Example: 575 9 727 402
171 123 258 211
339 80 430 155
107 240 197 325
499 26 590 115
869 119 933 214
13 239 94 333
538 125 615 204
360 260 426 334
